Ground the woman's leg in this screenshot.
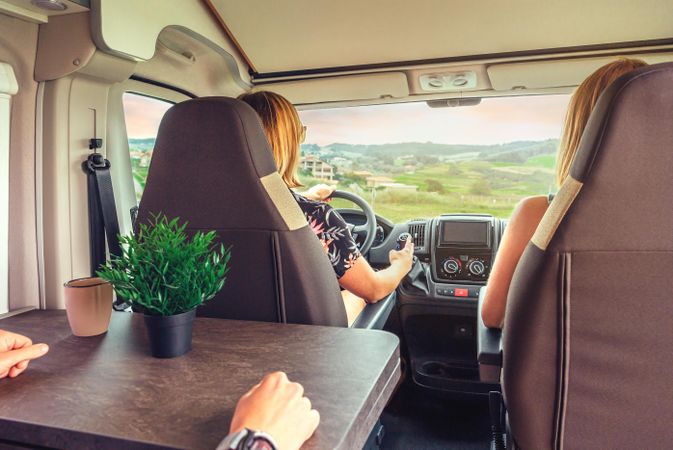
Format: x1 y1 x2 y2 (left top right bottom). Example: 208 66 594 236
341 290 366 326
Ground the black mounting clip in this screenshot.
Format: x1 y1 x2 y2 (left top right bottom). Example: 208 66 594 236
89 138 103 150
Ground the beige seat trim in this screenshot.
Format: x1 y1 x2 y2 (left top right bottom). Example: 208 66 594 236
260 172 307 231
531 177 583 251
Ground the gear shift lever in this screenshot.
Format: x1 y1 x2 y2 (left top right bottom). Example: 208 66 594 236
397 232 427 294
396 232 412 251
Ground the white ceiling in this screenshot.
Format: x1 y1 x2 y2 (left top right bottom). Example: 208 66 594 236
211 0 673 74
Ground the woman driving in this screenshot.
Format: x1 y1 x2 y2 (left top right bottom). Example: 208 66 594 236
481 58 647 329
238 91 414 324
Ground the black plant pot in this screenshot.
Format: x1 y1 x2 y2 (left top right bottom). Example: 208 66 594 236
143 309 196 358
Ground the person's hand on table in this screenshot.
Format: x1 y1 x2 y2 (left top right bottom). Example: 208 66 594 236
229 371 320 450
302 184 336 202
0 330 49 379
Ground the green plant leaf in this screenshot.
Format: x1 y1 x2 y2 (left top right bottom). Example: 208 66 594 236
96 213 232 316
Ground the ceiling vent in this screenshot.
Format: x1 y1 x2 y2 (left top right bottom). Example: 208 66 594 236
420 71 477 92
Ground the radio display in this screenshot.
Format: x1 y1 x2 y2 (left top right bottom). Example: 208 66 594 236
441 221 489 245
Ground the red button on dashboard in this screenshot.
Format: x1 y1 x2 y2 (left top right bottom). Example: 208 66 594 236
455 288 468 297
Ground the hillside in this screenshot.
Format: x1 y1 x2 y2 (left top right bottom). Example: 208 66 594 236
129 137 560 219
301 139 559 162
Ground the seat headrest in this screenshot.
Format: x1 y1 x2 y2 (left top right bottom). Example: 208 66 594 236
570 61 673 183
138 97 307 231
531 62 673 252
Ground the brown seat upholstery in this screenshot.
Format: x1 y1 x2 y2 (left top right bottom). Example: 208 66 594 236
503 62 673 449
137 97 348 327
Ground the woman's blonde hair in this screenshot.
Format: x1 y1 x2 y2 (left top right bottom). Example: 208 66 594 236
556 57 647 186
238 91 304 188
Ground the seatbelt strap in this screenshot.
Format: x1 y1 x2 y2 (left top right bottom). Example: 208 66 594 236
489 391 507 450
82 153 127 310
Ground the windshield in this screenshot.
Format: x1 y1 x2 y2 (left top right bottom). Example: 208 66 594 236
298 95 570 222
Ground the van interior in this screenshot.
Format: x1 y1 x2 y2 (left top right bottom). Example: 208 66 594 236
1 0 672 449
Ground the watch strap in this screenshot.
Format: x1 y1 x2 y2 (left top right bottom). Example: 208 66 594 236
217 428 277 450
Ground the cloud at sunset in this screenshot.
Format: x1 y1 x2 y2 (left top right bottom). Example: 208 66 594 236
123 92 571 146
299 94 570 146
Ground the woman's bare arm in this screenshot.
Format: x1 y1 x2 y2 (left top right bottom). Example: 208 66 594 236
481 196 549 329
339 241 414 303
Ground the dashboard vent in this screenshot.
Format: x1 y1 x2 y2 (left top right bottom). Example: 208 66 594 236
408 223 426 248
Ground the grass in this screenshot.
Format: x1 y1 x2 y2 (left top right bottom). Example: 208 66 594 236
131 149 557 222
334 156 556 221
524 154 556 169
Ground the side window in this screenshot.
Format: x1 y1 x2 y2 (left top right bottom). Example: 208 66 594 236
122 93 173 200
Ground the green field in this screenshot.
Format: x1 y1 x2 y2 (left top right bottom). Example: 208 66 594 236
303 157 555 222
131 163 149 201
130 142 557 223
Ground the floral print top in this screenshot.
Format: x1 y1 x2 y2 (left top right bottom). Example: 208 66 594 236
292 192 361 279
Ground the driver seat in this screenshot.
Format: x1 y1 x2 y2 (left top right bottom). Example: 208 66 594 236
137 97 349 326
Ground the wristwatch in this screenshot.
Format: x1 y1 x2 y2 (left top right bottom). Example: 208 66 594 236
217 428 278 450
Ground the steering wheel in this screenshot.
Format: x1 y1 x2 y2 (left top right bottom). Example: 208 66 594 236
329 190 378 255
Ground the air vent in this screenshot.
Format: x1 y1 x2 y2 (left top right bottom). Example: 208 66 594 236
419 71 477 92
408 223 426 248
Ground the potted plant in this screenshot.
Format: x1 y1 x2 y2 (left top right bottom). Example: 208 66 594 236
98 214 231 358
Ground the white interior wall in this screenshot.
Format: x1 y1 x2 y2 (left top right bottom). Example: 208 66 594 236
0 63 18 314
40 51 135 309
0 93 10 314
0 13 39 312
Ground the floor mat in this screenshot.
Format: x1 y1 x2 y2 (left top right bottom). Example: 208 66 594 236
380 382 492 450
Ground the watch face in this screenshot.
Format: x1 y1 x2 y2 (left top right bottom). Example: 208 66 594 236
247 430 277 450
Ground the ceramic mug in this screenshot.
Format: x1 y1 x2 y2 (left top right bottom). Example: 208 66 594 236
63 277 113 337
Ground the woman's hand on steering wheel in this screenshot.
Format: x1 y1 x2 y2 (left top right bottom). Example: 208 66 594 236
302 184 336 202
329 190 378 255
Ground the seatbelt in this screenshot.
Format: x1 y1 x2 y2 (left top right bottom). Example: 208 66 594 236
82 152 127 310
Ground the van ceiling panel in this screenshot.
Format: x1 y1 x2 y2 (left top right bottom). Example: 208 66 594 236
0 0 88 23
488 53 673 90
210 0 673 75
254 72 409 105
133 27 250 97
93 0 250 84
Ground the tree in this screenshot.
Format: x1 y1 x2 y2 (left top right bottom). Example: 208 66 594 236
469 178 492 196
425 179 445 193
446 163 462 176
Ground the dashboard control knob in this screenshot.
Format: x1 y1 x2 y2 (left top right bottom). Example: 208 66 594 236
467 259 486 276
443 257 461 274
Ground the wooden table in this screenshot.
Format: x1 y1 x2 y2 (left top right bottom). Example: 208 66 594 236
0 310 400 450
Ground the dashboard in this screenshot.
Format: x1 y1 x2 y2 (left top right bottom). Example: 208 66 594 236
336 207 506 394
363 213 505 304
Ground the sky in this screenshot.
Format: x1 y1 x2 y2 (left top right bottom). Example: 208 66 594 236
123 93 173 139
123 91 570 145
299 94 571 146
